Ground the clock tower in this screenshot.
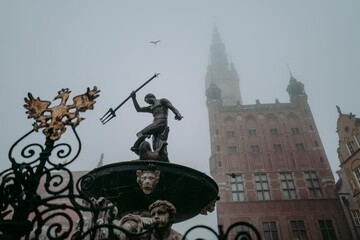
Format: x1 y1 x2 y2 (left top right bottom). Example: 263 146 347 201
205 25 242 106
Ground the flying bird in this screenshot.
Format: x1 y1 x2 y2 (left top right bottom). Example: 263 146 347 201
150 40 161 45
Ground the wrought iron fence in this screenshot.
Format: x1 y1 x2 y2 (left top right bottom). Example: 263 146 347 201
0 87 261 240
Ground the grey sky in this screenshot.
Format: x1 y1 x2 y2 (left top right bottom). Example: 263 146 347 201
1 0 359 237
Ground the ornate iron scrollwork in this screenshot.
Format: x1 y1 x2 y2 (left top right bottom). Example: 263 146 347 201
0 87 261 240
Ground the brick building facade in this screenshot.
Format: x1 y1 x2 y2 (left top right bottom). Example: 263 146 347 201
205 26 351 239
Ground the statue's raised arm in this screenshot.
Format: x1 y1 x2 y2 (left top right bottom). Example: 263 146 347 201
131 91 151 113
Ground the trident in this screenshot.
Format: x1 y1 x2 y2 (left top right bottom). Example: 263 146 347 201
100 73 160 124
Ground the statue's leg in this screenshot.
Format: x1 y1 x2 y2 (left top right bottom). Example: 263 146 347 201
152 134 160 151
158 142 169 162
160 126 170 141
131 135 147 154
137 120 166 137
138 122 166 149
153 127 169 152
132 121 165 154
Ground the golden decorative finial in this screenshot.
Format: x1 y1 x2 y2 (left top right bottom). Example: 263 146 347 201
24 86 100 140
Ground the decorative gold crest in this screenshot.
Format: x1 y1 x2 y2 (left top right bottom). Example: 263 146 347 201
24 86 100 140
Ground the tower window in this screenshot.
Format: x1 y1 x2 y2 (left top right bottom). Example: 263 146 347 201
291 127 300 135
290 220 308 240
295 143 305 151
228 145 237 155
235 225 250 238
230 175 245 202
262 221 279 240
273 144 282 152
269 128 279 136
226 130 235 138
248 129 257 136
216 145 220 152
280 172 297 199
304 171 323 198
318 219 337 240
254 173 270 200
251 145 260 153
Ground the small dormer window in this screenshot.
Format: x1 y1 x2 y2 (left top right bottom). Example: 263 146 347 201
346 141 355 155
354 133 360 148
354 167 360 187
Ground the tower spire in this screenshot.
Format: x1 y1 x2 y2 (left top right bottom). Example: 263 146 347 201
286 69 307 103
287 63 293 78
205 24 242 105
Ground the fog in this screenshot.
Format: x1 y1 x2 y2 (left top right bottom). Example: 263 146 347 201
0 1 359 237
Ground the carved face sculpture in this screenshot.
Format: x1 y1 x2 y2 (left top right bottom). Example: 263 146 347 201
118 214 144 239
150 204 171 229
136 170 160 194
149 200 176 231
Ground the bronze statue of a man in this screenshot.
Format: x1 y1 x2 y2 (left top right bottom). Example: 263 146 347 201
130 92 183 156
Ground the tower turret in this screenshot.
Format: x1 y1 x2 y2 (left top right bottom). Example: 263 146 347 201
286 72 308 104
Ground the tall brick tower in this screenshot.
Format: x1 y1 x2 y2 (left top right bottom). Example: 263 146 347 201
205 27 351 239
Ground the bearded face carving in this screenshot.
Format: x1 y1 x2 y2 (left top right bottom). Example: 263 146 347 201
136 170 160 194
